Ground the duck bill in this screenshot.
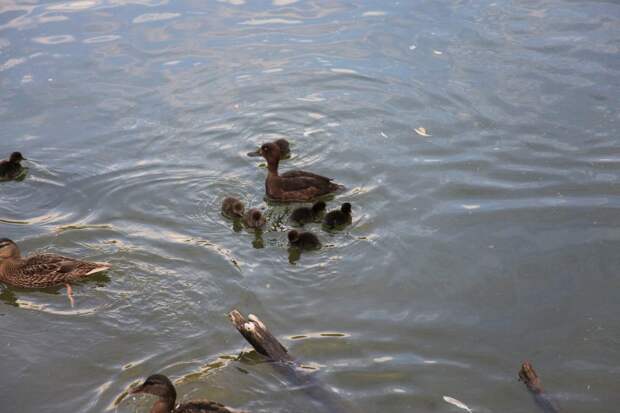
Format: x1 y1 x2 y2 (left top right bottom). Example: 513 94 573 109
246 148 261 157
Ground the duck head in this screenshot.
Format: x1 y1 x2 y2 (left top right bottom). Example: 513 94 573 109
287 230 300 243
341 203 352 214
0 239 20 261
130 374 177 402
312 201 326 214
9 152 25 163
248 138 289 158
260 142 281 172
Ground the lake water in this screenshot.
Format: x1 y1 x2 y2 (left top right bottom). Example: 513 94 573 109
1 0 619 412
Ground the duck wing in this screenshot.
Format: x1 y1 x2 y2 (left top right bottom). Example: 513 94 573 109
281 169 333 183
176 400 248 413
10 255 110 288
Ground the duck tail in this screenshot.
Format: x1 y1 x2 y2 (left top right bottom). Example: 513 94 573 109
330 183 345 192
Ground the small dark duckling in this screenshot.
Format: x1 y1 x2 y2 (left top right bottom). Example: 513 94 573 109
221 197 245 219
288 230 321 250
248 138 290 158
323 202 352 229
0 152 26 180
130 374 247 413
243 208 266 229
290 201 326 226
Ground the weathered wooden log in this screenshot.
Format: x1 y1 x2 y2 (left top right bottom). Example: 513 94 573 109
519 362 561 413
229 309 293 363
228 309 356 413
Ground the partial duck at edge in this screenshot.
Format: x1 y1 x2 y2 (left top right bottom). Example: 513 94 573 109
130 374 248 413
0 238 111 306
0 152 26 181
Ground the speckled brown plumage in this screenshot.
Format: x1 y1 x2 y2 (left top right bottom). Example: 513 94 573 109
0 239 110 289
260 142 341 202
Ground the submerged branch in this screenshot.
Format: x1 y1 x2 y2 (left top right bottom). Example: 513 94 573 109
519 361 561 413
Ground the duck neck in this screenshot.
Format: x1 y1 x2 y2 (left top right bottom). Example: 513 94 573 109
150 396 175 413
267 158 279 175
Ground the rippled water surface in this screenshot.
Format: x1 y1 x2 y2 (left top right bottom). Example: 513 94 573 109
1 0 620 412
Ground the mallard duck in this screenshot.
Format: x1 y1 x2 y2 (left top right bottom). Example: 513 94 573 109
260 142 342 202
0 238 110 306
290 201 326 226
323 203 352 229
288 230 321 250
0 152 26 180
130 374 248 413
243 208 266 229
247 138 290 158
221 197 245 219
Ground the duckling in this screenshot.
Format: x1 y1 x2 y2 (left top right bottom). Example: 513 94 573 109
323 203 352 229
221 197 245 219
130 374 247 413
0 152 26 180
247 138 290 158
290 201 326 226
0 238 111 306
288 230 321 250
243 208 266 229
260 142 342 202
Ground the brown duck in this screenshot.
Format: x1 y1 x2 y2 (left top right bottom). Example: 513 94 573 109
0 152 26 180
260 142 341 202
0 238 111 305
130 374 247 413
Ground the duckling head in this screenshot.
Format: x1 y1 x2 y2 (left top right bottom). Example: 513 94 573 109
232 200 245 217
0 238 20 260
288 230 300 243
251 210 262 222
312 201 326 214
341 202 352 214
130 374 176 401
9 152 25 163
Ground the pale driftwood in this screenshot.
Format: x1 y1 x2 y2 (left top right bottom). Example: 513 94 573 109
229 309 292 363
519 362 561 413
228 309 356 413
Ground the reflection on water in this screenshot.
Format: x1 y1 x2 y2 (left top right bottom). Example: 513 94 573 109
1 0 620 412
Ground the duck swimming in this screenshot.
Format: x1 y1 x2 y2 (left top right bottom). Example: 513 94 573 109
130 374 247 413
260 142 342 202
243 208 266 229
288 230 321 250
221 197 245 219
324 202 352 229
247 138 290 158
290 201 326 226
0 152 26 180
0 238 111 306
